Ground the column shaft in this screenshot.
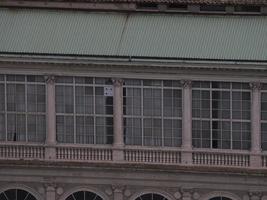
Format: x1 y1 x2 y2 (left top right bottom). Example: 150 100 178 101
112 79 124 161
182 80 192 150
45 76 56 159
250 82 261 168
181 80 192 165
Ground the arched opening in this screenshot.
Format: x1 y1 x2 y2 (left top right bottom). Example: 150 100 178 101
135 193 169 200
65 191 103 200
0 189 37 200
210 197 233 200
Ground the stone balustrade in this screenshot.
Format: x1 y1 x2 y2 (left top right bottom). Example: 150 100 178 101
192 150 250 167
0 143 266 169
0 142 45 160
124 146 181 164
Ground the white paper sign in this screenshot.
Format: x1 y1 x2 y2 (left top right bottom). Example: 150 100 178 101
104 86 113 96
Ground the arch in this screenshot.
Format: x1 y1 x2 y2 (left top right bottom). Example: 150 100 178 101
200 191 241 200
0 184 42 200
129 189 175 200
58 186 108 200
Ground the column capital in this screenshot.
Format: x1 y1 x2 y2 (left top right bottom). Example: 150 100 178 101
112 185 125 193
112 78 124 87
181 80 192 89
45 75 55 84
249 82 262 90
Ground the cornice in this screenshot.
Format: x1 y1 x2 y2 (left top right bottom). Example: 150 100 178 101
0 54 267 73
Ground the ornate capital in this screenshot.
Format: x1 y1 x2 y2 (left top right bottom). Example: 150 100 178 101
249 192 262 200
181 80 192 89
249 82 262 91
112 185 125 193
45 75 55 84
112 78 124 87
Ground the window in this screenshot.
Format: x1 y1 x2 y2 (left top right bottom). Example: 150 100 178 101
65 191 103 200
55 76 113 144
123 79 182 147
210 197 232 200
192 81 251 150
135 193 169 200
0 75 46 142
0 189 37 200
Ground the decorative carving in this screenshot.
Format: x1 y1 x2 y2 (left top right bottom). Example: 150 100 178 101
45 75 55 84
112 78 124 87
174 191 182 199
249 82 262 90
192 192 200 200
112 185 125 193
181 80 192 89
124 189 131 197
249 192 262 200
56 187 64 195
105 187 113 196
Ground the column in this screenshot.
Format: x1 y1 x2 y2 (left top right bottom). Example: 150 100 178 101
250 82 262 168
45 76 56 160
112 78 124 161
181 80 192 165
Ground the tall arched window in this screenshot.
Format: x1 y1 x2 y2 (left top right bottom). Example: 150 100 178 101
135 193 169 200
65 191 103 200
0 189 37 200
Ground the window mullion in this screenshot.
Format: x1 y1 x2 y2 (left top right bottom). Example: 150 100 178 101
25 78 28 142
73 79 76 144
4 75 7 141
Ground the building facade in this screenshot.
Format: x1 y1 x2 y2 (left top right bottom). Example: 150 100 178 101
0 0 267 200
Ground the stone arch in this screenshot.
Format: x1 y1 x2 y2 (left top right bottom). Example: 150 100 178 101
129 189 175 200
200 191 242 200
0 184 42 200
58 186 109 200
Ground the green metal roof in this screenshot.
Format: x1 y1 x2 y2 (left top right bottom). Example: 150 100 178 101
0 8 266 61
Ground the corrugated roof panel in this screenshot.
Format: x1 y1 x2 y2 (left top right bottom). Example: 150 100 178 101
0 9 126 55
0 8 266 61
119 14 267 60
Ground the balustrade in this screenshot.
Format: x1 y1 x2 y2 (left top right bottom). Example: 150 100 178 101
56 145 113 162
124 147 181 164
0 143 266 169
0 143 45 160
192 150 250 167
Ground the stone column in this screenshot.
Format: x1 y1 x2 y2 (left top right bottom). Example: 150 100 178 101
112 185 124 200
45 184 56 200
45 76 56 160
181 80 192 165
250 82 262 168
112 78 124 161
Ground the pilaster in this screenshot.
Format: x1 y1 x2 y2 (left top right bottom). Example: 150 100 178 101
112 185 125 200
45 183 56 200
112 78 124 162
45 75 56 160
250 82 262 168
181 80 193 165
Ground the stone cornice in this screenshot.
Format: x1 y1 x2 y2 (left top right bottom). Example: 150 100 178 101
0 159 267 176
0 54 267 73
